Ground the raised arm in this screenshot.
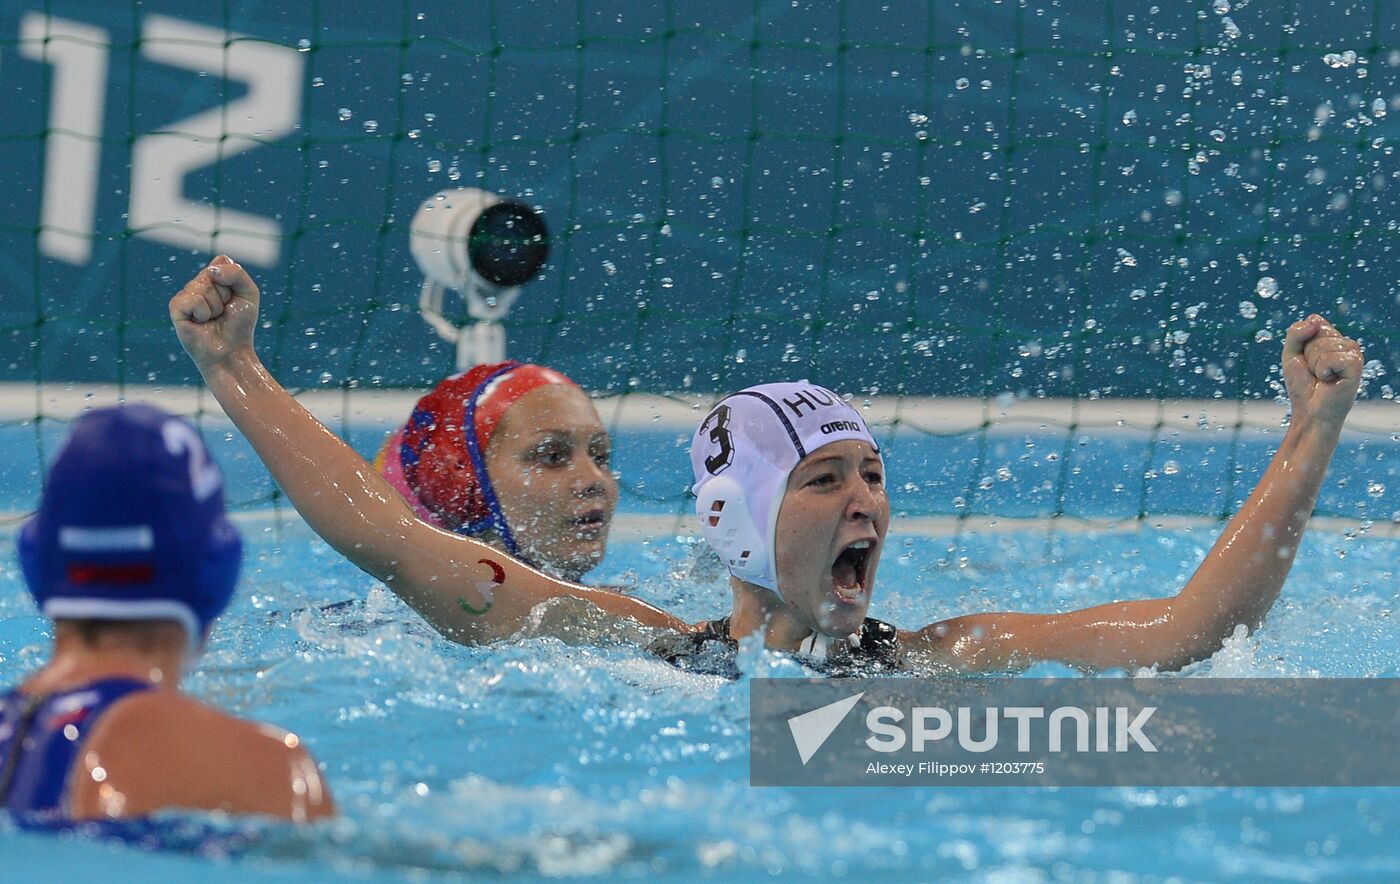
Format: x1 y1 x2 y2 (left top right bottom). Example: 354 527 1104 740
170 256 690 644
907 315 1363 672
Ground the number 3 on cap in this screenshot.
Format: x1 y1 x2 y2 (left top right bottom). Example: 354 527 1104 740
704 405 735 475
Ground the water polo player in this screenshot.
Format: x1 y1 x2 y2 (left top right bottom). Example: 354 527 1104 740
663 350 1362 672
1 405 334 823
172 258 1362 674
172 257 687 644
374 362 618 582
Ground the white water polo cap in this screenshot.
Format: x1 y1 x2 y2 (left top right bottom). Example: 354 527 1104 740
690 382 881 594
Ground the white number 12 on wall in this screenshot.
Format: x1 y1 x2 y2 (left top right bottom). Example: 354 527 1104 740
19 12 303 267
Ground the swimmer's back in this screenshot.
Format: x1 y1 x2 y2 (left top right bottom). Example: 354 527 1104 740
64 688 333 822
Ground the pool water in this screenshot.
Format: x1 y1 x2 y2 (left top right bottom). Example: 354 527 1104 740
0 422 1398 880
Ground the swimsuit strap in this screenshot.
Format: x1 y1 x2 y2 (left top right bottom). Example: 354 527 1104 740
0 677 152 819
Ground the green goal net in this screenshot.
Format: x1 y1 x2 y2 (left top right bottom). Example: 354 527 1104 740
0 0 1395 530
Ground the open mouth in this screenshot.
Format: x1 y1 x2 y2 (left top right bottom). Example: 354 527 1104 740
830 539 875 603
571 509 609 538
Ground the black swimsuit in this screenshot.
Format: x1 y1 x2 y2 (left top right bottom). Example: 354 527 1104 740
649 616 902 678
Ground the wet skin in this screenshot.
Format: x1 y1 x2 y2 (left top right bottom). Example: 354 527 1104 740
766 440 889 642
484 384 619 582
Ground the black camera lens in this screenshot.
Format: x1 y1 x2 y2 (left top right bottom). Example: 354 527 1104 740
467 201 550 287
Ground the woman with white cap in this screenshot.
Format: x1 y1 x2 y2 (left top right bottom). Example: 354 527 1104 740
660 343 1362 674
171 257 1363 674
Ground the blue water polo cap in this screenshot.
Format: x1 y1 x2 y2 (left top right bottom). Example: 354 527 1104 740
18 404 242 640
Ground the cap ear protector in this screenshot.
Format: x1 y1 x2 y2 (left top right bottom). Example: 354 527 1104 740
694 475 774 588
196 518 243 637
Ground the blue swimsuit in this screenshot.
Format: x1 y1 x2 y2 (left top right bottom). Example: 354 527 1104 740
0 678 151 822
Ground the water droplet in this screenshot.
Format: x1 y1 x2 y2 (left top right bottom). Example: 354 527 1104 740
1255 329 1274 343
1323 50 1358 69
401 73 415 85
1230 69 1244 86
424 113 437 123
426 158 442 173
1212 0 1229 13
1372 98 1387 118
1210 128 1226 142
447 165 461 181
1238 300 1258 319
311 76 324 88
955 78 970 90
337 107 353 122
1256 276 1279 298
1117 248 1138 267
362 120 379 133
978 475 995 490
710 176 724 188
1122 109 1138 126
1163 460 1180 476
1130 288 1147 300
297 38 312 52
407 129 421 140
1221 16 1240 39
1367 482 1386 498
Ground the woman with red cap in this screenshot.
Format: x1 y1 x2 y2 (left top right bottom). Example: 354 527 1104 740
374 362 617 582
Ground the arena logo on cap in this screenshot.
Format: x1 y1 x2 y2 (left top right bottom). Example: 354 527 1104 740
819 419 863 435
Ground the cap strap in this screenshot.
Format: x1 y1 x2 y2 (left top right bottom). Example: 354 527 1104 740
461 363 521 556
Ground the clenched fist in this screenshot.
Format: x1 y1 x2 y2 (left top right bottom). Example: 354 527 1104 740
169 255 261 372
1281 315 1363 433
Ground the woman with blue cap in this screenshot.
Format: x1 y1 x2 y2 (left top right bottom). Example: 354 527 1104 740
1 405 334 823
171 257 1363 675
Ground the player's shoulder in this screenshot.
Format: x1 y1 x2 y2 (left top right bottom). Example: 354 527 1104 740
84 692 303 786
95 692 273 739
71 689 328 820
